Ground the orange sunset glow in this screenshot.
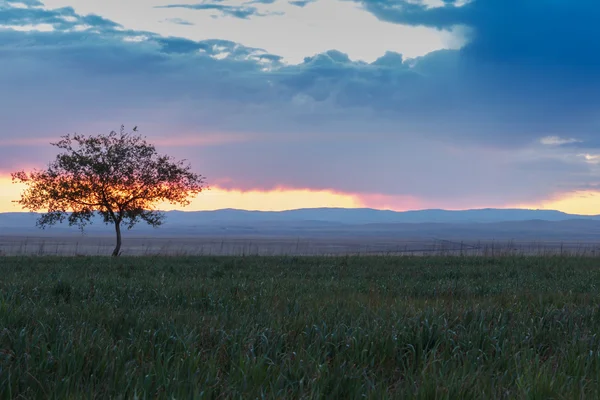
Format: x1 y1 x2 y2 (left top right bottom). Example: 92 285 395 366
1 176 364 212
516 191 600 216
163 186 364 211
2 175 600 214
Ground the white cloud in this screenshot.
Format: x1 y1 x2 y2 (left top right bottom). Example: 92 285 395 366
1 23 54 31
410 0 471 8
581 154 600 164
540 136 582 146
37 0 464 64
5 2 30 9
122 35 149 42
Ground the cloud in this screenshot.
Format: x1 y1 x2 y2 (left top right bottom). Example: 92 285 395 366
39 0 455 65
354 0 600 67
160 17 194 26
4 0 44 7
155 1 281 19
343 0 600 145
0 2 121 31
581 154 600 165
540 136 582 146
288 0 316 7
1 0 600 209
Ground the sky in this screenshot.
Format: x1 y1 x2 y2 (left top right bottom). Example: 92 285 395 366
1 0 600 213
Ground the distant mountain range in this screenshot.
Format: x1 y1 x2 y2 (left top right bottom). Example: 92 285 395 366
161 208 600 224
1 207 599 228
3 207 600 226
3 208 600 241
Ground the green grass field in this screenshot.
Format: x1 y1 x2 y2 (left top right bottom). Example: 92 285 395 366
2 255 600 399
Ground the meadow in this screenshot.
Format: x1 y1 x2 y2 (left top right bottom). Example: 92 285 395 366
2 255 600 399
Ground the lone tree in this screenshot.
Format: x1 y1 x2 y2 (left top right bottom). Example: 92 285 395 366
12 125 206 256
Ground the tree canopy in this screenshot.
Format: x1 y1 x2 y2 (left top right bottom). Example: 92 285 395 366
12 125 206 256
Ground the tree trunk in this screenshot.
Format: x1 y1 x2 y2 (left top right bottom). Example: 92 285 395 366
112 222 122 257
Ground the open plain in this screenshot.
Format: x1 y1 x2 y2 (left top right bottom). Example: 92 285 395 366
3 255 600 398
4 212 600 397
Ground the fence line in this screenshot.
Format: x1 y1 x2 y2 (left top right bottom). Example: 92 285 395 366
1 236 600 257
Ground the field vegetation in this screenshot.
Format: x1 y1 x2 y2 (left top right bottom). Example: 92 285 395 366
2 255 600 398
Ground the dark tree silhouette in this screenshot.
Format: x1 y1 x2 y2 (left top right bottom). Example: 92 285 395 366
12 125 206 256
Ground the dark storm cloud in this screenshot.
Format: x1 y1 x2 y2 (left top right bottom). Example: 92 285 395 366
347 0 600 144
355 0 600 67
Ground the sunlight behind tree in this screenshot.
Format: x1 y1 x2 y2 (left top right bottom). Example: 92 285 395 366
12 125 206 256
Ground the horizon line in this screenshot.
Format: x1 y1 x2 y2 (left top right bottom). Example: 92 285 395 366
0 206 595 216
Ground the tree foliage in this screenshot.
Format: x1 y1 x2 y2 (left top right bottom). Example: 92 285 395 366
12 125 206 256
